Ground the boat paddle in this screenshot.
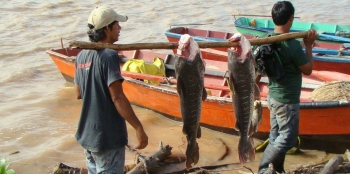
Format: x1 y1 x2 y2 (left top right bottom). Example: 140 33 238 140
68 31 308 50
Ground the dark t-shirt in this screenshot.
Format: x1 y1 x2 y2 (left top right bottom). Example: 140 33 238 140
74 48 127 152
265 33 310 104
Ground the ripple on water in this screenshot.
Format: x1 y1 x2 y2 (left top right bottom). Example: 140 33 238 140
0 1 349 173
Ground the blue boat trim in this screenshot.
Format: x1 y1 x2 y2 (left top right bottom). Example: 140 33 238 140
165 27 350 110
300 100 350 108
234 17 350 43
165 28 350 63
166 29 350 55
314 55 350 63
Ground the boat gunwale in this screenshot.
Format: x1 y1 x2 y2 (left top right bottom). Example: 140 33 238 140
234 17 350 43
165 26 350 59
46 48 322 90
46 48 350 109
234 17 350 34
125 77 350 108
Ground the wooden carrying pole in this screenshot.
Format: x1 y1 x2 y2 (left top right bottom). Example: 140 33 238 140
69 32 308 51
233 14 300 18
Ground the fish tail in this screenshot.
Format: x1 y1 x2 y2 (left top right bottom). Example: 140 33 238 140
238 136 255 163
186 139 199 169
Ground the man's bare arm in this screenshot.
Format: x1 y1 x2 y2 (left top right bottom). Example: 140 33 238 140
108 80 148 149
299 29 318 75
74 84 82 99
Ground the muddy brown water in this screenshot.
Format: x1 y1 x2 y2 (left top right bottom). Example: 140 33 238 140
1 0 350 173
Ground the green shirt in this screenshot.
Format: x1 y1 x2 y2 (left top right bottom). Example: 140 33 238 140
266 33 310 104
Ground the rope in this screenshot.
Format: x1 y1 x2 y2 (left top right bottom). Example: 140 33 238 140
255 137 301 154
310 81 350 101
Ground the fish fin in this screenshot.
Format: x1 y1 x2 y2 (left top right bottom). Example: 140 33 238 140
253 123 258 133
257 101 262 125
254 100 263 125
176 78 182 96
254 83 260 100
202 87 207 101
197 126 201 138
238 136 255 163
248 121 255 136
186 140 199 169
251 101 259 133
252 125 258 134
227 74 235 96
182 125 186 135
251 100 262 133
234 120 240 131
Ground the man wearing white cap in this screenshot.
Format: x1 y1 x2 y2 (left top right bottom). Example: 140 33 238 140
74 6 148 174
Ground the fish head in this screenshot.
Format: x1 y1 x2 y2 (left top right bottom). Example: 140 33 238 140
175 34 206 70
228 48 253 66
177 34 201 60
175 51 205 75
228 33 252 64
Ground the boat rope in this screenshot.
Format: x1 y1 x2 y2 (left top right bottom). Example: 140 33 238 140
255 136 301 154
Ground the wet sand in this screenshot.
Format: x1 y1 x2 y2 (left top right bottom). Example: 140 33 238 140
2 1 349 173
2 84 345 174
126 105 343 174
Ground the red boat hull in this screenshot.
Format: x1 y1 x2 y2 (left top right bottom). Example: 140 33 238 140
165 27 350 75
46 47 350 154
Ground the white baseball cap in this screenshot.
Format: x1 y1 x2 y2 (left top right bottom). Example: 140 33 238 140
88 6 128 31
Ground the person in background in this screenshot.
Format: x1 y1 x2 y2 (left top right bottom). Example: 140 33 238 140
257 1 318 173
74 6 148 174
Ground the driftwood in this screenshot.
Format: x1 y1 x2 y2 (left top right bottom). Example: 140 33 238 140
127 141 173 174
164 163 246 174
216 138 229 161
51 163 87 174
68 32 308 50
52 145 350 174
319 156 344 174
288 162 350 174
286 150 350 174
51 141 172 174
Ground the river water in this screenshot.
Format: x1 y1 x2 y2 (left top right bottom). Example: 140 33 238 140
1 0 349 173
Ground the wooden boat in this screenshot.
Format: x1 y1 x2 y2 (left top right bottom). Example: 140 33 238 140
165 27 350 75
165 26 348 52
234 16 350 43
46 46 350 150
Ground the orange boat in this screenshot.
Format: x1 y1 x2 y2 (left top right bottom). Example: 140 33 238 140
165 27 350 75
46 46 350 152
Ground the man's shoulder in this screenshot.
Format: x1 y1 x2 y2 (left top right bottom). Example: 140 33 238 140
268 33 301 45
279 38 301 50
286 38 300 45
101 48 118 55
76 48 119 62
98 48 119 60
77 49 102 58
79 48 117 55
77 49 92 56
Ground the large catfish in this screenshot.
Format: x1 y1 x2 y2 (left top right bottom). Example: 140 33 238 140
227 34 261 163
174 34 207 169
